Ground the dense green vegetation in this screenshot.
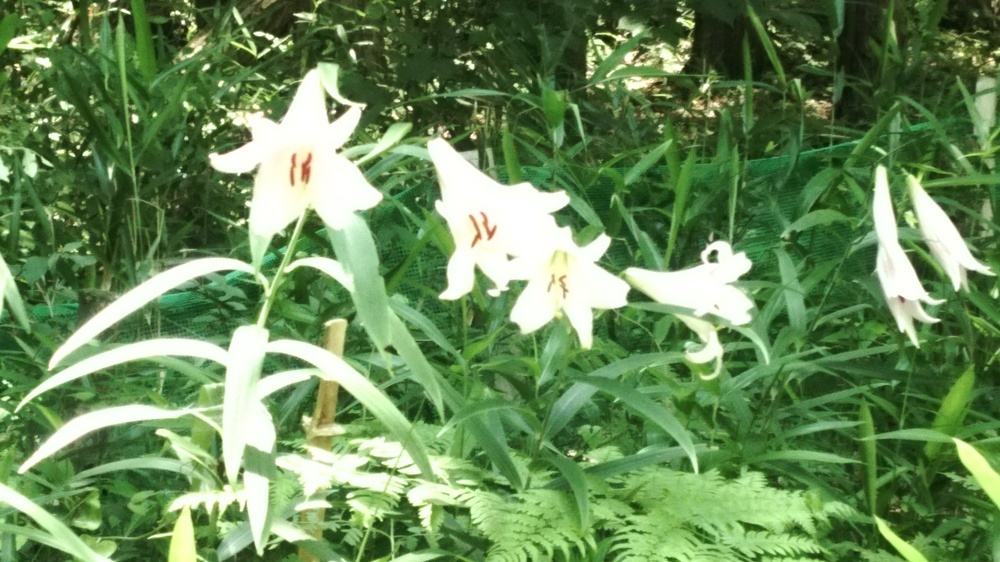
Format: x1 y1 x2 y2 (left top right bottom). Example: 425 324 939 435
3 0 1000 560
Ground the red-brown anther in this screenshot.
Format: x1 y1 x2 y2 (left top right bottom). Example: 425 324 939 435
289 152 314 188
468 212 498 248
547 274 569 298
301 153 313 184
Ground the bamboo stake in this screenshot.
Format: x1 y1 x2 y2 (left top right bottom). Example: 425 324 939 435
299 318 346 562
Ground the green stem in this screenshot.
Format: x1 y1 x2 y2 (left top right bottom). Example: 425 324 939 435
256 213 307 327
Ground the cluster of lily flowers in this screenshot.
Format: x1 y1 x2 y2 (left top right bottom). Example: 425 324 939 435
208 68 754 379
872 165 994 346
207 68 993 381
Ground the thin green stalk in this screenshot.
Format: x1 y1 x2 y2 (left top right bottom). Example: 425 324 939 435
256 213 307 327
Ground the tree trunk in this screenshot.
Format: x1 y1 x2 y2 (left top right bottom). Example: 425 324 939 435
683 0 762 79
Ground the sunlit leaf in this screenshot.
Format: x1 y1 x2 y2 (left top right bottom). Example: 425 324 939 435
0 481 112 562
19 339 227 411
20 405 193 474
267 339 434 479
168 506 196 562
955 438 1000 509
50 257 253 368
222 325 269 484
875 517 929 562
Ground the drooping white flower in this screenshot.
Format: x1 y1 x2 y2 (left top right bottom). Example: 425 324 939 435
675 315 724 380
906 174 994 292
508 229 629 349
428 138 570 299
210 69 383 267
623 241 754 325
873 166 943 347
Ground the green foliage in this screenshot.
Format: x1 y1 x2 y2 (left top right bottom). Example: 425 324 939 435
3 0 1000 561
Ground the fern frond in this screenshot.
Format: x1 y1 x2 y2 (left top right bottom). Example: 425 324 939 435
460 489 591 562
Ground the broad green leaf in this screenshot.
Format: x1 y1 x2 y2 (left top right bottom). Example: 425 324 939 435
130 0 157 83
328 215 391 349
746 3 786 87
749 450 860 465
779 420 861 439
543 352 684 440
73 458 190 485
869 428 954 443
20 405 192 474
859 400 877 513
576 376 698 473
244 404 276 554
501 129 523 183
0 482 112 562
391 552 449 562
387 314 445 417
50 257 253 368
875 517 929 562
926 367 975 460
222 326 269 484
588 31 649 86
356 122 413 165
624 139 672 186
257 369 318 399
0 13 19 56
168 506 196 562
19 339 227 410
774 249 807 335
390 299 462 363
266 339 434 479
781 209 852 237
955 438 1000 509
436 398 539 439
544 455 589 531
0 251 29 330
665 150 696 267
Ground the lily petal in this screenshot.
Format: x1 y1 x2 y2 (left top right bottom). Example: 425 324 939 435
325 106 364 150
440 249 477 300
510 276 557 335
281 69 328 129
562 299 595 349
907 174 994 291
209 141 269 174
872 165 942 346
310 155 383 230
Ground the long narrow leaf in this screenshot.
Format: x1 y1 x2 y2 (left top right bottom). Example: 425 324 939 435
19 339 227 410
266 339 434 479
543 353 683 441
954 439 1000 509
328 216 391 349
222 326 268 484
875 517 929 562
168 506 196 562
0 482 112 562
576 376 698 472
20 405 193 474
50 258 253 368
0 251 29 330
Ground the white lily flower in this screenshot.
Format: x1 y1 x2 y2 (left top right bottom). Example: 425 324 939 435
508 229 629 349
209 69 383 267
623 241 754 325
873 166 943 347
906 174 994 292
428 138 570 299
676 315 724 380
